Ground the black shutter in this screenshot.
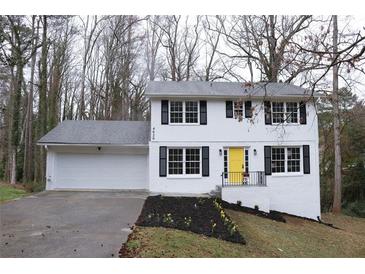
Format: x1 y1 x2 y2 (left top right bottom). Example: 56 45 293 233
300 101 307 124
226 101 233 118
200 101 207 125
264 146 272 175
202 146 209 177
245 101 252 118
159 146 167 177
303 145 310 174
264 101 272 125
161 100 169 125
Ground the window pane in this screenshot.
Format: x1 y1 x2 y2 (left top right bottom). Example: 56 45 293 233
272 147 285 173
170 101 183 123
272 102 284 123
234 101 243 119
168 148 183 174
287 147 300 172
185 148 200 175
286 102 298 123
185 101 198 123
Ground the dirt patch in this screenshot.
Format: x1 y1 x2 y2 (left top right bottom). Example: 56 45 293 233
134 195 245 245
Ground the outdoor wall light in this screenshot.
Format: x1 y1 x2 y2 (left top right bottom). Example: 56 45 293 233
219 149 222 156
254 149 257 156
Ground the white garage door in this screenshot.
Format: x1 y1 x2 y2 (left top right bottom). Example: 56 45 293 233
52 152 148 190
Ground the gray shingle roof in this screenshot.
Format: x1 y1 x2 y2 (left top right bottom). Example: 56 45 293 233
38 120 150 145
145 81 320 98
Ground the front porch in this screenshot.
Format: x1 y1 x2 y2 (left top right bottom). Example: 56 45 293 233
220 171 270 212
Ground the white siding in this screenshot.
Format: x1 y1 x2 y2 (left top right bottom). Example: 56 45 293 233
149 98 321 219
222 186 270 213
150 98 319 143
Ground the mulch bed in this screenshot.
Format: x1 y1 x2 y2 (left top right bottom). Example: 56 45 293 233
135 195 246 245
222 200 340 229
220 199 287 223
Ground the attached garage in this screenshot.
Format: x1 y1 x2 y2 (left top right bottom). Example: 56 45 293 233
38 120 150 191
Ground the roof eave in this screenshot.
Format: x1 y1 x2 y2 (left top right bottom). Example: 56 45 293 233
37 142 149 147
145 93 323 99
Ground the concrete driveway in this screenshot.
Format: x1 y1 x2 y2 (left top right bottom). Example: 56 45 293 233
0 191 147 258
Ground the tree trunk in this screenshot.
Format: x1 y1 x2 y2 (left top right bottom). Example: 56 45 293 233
36 15 48 183
332 15 342 214
10 61 24 184
23 16 39 183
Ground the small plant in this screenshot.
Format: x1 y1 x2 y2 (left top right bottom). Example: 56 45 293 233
213 198 240 236
227 223 238 236
237 200 242 207
126 240 140 251
162 213 174 225
197 197 205 205
183 216 192 228
211 220 217 234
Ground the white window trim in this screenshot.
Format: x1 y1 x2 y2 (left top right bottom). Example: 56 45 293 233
169 101 200 125
271 102 299 125
271 146 303 176
167 147 202 178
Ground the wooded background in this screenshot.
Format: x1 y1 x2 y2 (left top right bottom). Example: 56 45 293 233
0 15 364 215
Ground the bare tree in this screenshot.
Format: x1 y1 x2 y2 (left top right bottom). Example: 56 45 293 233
23 15 39 183
78 15 105 120
217 15 316 83
1 16 35 184
145 16 162 81
332 15 342 213
154 16 203 81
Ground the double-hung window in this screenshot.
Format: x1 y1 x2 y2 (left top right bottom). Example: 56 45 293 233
234 101 243 119
272 102 285 123
272 102 299 124
185 148 200 174
168 148 201 176
169 101 199 124
168 148 183 175
271 147 301 174
272 147 285 173
287 147 300 172
286 102 299 123
170 101 183 123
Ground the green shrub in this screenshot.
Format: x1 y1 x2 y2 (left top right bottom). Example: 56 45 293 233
25 181 46 193
343 201 365 218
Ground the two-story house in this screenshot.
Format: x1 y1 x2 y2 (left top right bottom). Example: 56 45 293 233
38 81 322 219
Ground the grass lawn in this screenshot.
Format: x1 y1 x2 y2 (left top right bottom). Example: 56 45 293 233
122 211 365 258
0 183 28 202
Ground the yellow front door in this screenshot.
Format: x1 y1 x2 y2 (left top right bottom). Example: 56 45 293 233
228 148 245 184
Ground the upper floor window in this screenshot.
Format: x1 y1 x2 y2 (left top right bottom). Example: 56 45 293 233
234 101 243 119
170 101 199 124
272 102 299 124
286 102 298 123
185 101 199 123
170 101 183 123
